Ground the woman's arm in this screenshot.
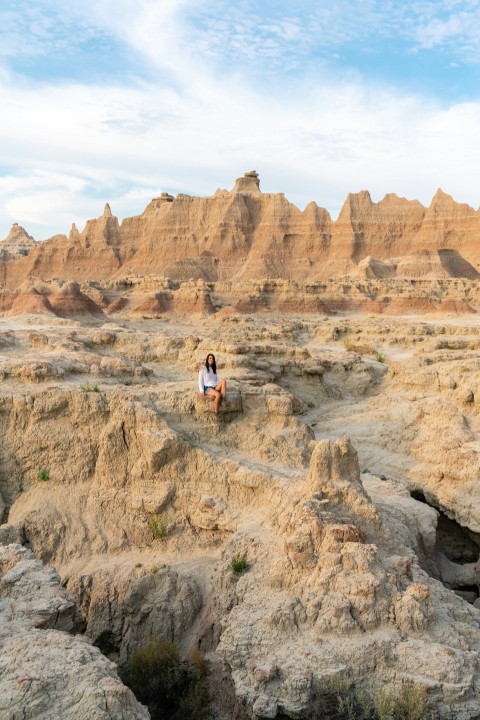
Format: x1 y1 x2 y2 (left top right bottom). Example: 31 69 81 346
198 367 205 393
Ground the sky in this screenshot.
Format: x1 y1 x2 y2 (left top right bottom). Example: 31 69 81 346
1 0 480 239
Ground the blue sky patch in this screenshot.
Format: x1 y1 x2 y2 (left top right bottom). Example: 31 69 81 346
1 0 480 239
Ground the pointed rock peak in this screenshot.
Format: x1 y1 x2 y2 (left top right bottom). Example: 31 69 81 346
337 190 373 221
232 170 261 194
103 203 112 217
3 223 34 243
380 192 405 204
303 201 332 222
69 223 81 240
379 193 423 209
429 189 464 210
349 190 373 206
428 188 474 215
431 188 453 202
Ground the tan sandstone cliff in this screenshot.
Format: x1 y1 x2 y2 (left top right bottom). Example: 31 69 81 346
2 173 480 288
1 315 480 718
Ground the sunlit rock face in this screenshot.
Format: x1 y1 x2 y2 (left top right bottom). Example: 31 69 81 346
2 173 480 288
0 223 36 256
2 173 480 718
0 543 150 719
1 310 480 718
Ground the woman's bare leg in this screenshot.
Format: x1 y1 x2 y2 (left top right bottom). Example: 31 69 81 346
216 379 227 399
206 388 222 414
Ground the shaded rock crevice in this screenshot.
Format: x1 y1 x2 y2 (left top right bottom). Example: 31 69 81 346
410 488 480 604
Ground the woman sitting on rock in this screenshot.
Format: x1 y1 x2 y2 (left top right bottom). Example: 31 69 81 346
198 353 227 415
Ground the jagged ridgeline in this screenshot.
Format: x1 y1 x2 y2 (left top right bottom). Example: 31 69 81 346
1 171 480 286
2 172 480 720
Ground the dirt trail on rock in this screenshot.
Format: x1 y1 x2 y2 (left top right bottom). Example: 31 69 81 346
2 311 480 718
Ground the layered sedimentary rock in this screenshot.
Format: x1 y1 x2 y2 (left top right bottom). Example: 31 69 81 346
0 275 479 321
216 439 480 719
0 542 149 719
2 173 480 288
4 168 480 720
1 314 480 717
0 223 36 256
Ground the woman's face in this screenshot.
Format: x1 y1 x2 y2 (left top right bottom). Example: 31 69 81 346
207 354 214 366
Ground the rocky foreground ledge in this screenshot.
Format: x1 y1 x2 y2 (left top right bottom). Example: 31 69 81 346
0 541 149 719
1 313 480 718
2 438 480 718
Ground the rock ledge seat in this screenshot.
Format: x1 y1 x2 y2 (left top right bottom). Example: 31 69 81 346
194 390 243 419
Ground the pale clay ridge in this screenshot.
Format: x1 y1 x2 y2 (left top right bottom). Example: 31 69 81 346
1 314 480 718
0 275 479 322
0 542 149 719
2 172 480 290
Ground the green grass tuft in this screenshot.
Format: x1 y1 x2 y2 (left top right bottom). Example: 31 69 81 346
313 677 430 720
375 682 428 720
231 555 249 575
148 514 169 540
80 381 100 392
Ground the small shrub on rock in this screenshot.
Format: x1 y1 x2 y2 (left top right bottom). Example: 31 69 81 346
314 677 375 720
186 648 209 678
37 469 50 482
313 678 431 720
231 555 249 575
80 381 100 392
148 513 169 540
123 638 210 720
376 682 428 720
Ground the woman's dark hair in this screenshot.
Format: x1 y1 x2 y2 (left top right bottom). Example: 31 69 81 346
205 353 216 374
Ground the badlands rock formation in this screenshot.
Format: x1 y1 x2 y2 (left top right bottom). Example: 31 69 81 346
0 542 149 719
1 310 480 718
0 222 36 256
2 172 480 718
0 275 479 322
2 172 480 287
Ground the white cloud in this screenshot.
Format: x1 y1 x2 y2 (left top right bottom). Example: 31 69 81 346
414 8 480 61
1 0 480 240
0 1 109 60
4 0 480 69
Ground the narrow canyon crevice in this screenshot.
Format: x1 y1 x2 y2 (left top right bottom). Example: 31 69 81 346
3 314 480 718
410 488 480 603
